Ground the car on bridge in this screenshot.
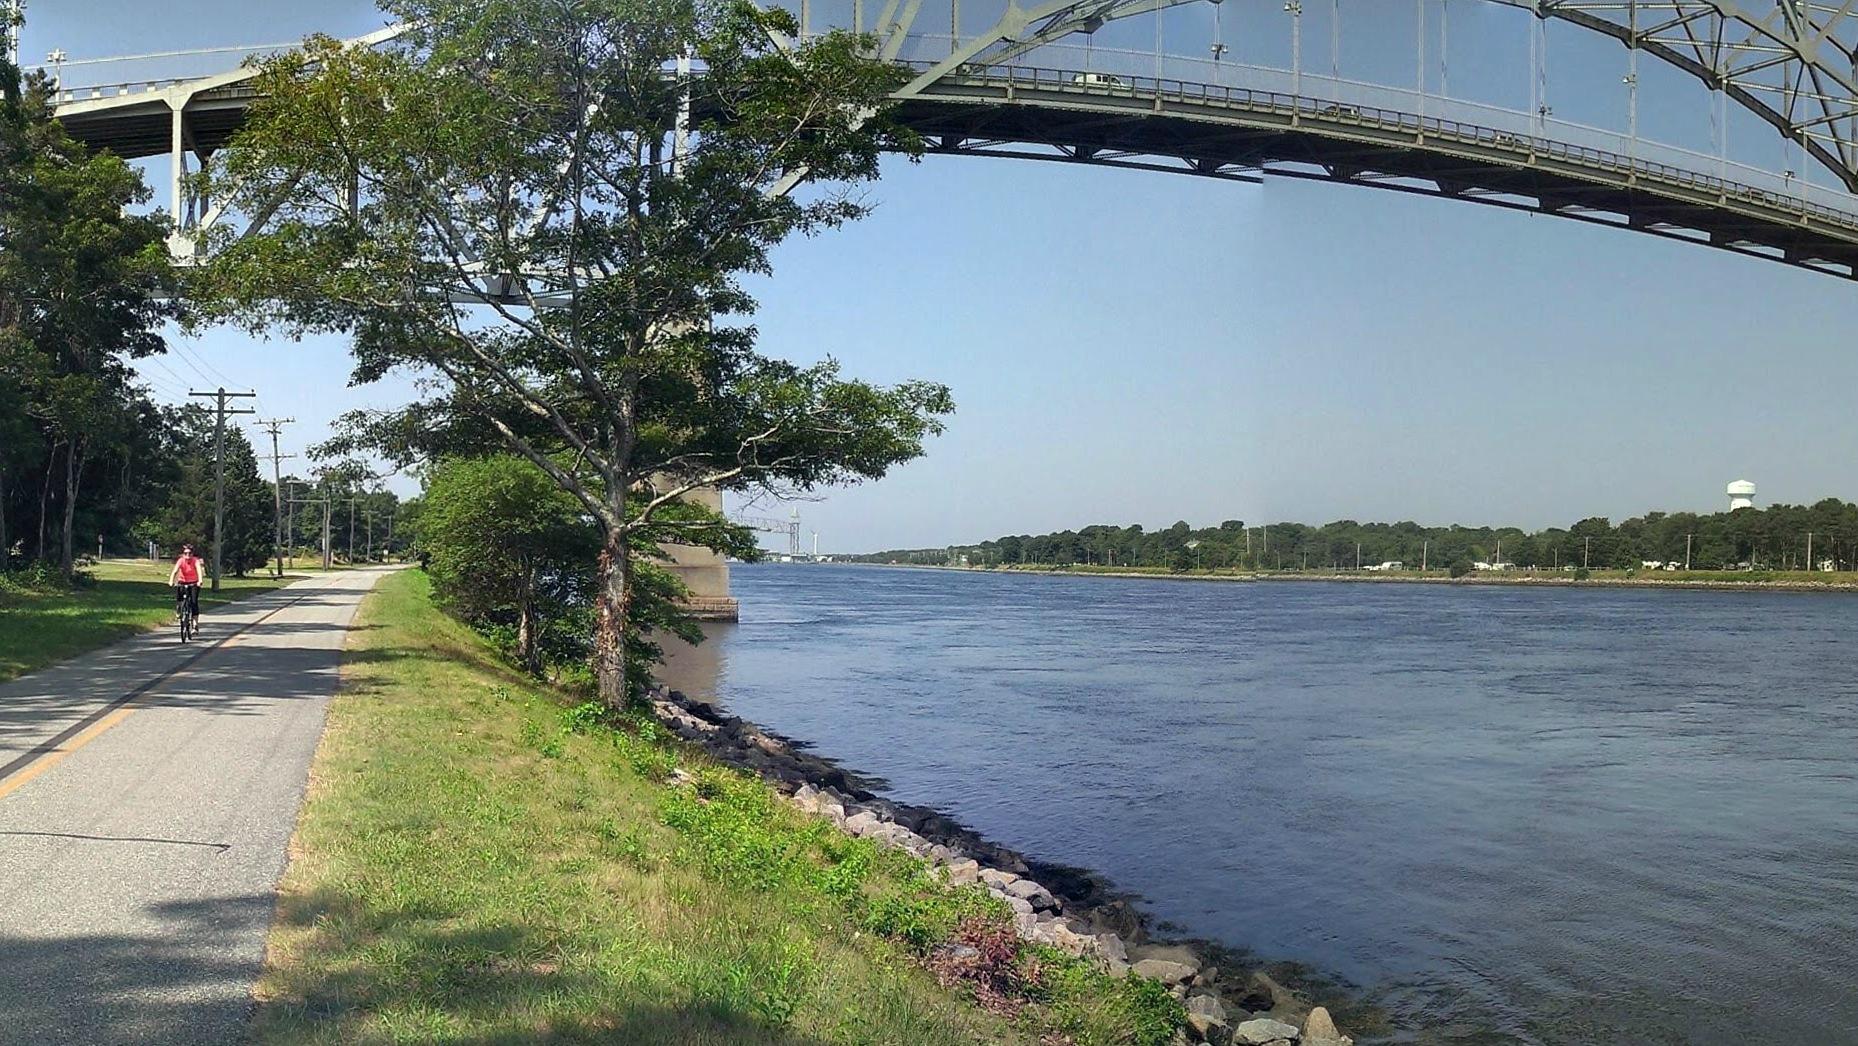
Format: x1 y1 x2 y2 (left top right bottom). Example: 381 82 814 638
1071 72 1125 88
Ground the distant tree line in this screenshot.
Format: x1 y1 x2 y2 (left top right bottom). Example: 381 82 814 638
850 499 1858 574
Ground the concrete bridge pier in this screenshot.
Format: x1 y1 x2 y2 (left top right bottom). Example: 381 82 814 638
662 486 739 621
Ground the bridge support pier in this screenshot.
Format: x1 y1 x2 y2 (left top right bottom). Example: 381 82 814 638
663 486 739 621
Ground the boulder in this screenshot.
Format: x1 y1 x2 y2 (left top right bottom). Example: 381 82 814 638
1131 958 1199 985
1231 1017 1300 1044
1252 971 1298 1012
1186 994 1228 1023
1227 976 1277 1015
1045 920 1096 958
1094 899 1145 941
1092 933 1128 963
945 859 981 886
1302 1007 1351 1046
1003 878 1058 910
1002 894 1034 916
978 868 1020 889
1184 1011 1228 1043
842 811 881 836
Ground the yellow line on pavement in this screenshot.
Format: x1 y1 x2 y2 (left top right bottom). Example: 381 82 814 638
0 704 144 802
0 585 321 803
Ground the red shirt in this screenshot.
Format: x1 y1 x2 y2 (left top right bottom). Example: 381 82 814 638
175 555 203 585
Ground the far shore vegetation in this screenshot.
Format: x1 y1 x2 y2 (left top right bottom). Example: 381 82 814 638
849 498 1858 580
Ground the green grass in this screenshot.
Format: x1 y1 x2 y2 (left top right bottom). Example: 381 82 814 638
0 559 288 681
259 570 1178 1045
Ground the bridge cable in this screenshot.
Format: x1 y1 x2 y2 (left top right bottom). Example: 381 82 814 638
1439 0 1448 98
1330 0 1337 78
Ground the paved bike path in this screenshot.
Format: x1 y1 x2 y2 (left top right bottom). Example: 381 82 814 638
0 568 391 1044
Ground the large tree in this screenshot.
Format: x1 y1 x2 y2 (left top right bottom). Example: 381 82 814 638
206 0 950 703
0 49 176 574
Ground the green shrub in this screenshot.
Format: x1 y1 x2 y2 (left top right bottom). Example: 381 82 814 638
1574 567 1592 580
1039 949 1186 1046
561 701 607 734
1448 559 1473 578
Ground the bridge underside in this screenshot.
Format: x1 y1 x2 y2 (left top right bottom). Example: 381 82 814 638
59 80 1858 283
895 88 1858 279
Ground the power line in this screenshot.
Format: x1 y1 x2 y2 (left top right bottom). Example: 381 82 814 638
139 356 194 394
170 333 245 392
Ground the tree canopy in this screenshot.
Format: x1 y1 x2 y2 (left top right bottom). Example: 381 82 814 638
208 0 953 702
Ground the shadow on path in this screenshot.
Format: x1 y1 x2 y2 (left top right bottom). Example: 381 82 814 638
0 894 274 1045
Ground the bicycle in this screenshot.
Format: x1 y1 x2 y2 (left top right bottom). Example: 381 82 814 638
175 583 200 643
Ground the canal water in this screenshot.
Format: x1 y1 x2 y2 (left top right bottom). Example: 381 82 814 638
660 564 1858 1045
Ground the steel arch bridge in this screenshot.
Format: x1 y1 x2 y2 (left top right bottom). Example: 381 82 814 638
36 1 1858 279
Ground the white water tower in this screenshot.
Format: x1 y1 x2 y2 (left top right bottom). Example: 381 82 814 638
1727 479 1757 511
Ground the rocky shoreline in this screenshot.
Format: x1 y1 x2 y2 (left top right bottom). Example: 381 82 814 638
649 686 1356 1046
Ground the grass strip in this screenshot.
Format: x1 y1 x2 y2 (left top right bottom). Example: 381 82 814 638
258 570 1178 1045
0 559 288 682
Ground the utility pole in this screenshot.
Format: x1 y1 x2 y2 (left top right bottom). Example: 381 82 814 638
1422 540 1428 572
1583 536 1591 570
347 497 357 563
189 387 257 591
254 418 295 578
366 499 375 562
1685 533 1693 571
1355 542 1361 570
1807 531 1814 572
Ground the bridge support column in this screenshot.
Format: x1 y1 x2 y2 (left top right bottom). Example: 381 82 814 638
662 486 739 621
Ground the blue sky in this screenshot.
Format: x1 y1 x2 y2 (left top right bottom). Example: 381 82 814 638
24 1 1858 551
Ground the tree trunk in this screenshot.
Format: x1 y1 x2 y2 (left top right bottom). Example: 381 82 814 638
516 561 540 675
0 466 9 569
593 529 633 709
60 439 83 576
36 444 57 564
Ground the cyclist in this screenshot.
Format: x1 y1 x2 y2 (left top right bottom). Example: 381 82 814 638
168 543 205 624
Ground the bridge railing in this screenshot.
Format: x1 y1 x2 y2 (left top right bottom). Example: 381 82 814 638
905 57 1858 233
39 44 293 105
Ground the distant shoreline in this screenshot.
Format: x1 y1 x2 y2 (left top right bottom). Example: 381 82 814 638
839 561 1858 594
